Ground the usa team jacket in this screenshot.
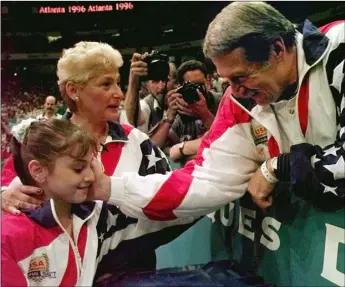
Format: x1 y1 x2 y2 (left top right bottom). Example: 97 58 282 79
1 123 199 286
105 20 344 221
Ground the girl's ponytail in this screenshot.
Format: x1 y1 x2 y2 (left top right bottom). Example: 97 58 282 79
11 136 31 186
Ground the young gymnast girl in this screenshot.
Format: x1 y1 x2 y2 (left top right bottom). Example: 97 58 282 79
1 118 197 286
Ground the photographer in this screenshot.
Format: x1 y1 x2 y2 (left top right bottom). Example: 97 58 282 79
121 52 176 135
140 60 220 155
167 60 220 165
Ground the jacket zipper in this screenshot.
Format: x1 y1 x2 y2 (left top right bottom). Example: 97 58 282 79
58 223 83 283
50 201 83 283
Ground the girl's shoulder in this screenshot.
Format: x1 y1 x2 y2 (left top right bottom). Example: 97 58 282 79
2 212 62 248
2 212 63 264
2 212 35 238
2 213 38 263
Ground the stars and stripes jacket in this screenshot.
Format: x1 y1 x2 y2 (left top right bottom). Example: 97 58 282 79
1 122 199 286
104 20 344 221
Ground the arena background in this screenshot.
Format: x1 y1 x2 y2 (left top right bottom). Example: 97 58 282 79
2 1 345 90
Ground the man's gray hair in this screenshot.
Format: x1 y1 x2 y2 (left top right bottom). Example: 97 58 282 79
203 2 296 61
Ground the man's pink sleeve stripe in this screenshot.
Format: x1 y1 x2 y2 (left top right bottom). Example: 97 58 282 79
143 90 249 220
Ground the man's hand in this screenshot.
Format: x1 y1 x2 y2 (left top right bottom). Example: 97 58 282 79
128 53 148 86
169 143 182 162
177 90 213 123
1 185 45 214
88 158 111 202
247 159 276 209
176 96 194 117
189 90 212 120
165 89 183 123
125 53 148 126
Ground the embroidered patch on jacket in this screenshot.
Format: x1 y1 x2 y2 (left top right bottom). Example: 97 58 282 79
27 253 56 283
251 121 268 146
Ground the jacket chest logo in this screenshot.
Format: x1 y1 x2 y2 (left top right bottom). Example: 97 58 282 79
251 121 268 146
28 253 56 283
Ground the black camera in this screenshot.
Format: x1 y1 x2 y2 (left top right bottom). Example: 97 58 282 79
177 82 207 104
143 50 170 81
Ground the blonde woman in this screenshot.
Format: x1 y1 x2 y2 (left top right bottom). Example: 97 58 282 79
1 42 198 280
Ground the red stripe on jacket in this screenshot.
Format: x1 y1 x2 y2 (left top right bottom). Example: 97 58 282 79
318 20 345 34
143 88 251 220
101 124 134 176
59 224 88 286
1 156 16 187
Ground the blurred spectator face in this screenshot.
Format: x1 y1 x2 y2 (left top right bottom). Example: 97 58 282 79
147 80 167 105
1 113 8 122
213 72 219 79
44 96 57 114
147 80 166 96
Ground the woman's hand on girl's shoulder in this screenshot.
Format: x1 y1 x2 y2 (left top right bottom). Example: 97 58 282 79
1 185 45 214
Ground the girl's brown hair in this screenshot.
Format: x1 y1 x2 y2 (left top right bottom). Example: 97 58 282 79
11 119 98 185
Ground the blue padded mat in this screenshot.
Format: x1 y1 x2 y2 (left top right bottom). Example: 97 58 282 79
96 260 274 287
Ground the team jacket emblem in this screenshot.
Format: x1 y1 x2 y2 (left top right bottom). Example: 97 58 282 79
28 253 56 283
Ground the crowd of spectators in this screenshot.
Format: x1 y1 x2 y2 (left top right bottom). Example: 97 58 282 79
1 80 66 166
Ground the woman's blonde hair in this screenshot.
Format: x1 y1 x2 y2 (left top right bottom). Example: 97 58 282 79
57 41 123 112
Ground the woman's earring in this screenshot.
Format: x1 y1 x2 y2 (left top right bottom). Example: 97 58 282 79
75 96 79 102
